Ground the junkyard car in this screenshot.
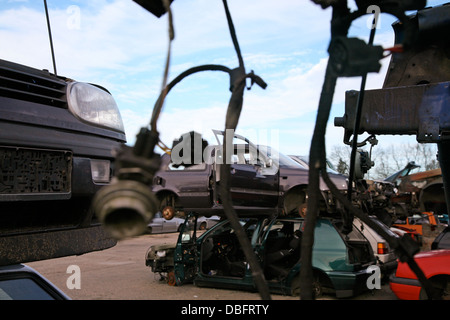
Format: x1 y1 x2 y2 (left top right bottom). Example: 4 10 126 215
147 212 186 234
289 155 341 176
389 249 450 300
0 59 126 265
197 215 221 230
353 216 398 278
152 130 347 218
393 211 439 237
146 214 376 298
0 264 69 300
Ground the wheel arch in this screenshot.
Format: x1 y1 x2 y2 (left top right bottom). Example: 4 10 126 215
155 190 179 209
419 179 446 213
289 267 334 297
282 185 308 215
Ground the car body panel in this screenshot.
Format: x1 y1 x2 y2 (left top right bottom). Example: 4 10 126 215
197 216 221 230
389 249 450 300
147 212 185 234
395 250 450 280
353 217 399 275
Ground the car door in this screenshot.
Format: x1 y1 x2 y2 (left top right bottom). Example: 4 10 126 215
213 130 279 208
173 215 198 285
161 218 177 233
153 152 214 210
149 213 164 233
230 146 279 207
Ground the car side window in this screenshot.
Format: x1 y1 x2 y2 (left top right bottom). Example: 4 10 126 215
0 278 55 300
439 230 450 247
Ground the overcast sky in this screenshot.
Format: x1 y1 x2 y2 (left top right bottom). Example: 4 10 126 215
0 0 446 156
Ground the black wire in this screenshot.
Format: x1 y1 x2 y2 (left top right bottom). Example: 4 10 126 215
344 14 377 233
219 0 271 300
150 64 232 131
300 62 338 300
147 0 271 299
222 0 244 69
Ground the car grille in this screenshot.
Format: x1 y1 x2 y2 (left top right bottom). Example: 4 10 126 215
0 146 72 200
0 59 67 108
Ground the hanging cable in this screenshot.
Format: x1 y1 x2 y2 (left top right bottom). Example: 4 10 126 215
218 0 271 300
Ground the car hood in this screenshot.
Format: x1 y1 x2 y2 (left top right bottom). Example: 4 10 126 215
279 166 348 191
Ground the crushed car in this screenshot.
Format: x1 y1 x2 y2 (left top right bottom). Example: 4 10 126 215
385 162 445 220
289 155 397 227
151 130 347 219
145 213 377 298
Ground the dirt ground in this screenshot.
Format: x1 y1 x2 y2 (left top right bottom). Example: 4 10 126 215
28 232 397 301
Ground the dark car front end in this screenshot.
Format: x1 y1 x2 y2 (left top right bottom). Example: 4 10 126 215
0 59 126 265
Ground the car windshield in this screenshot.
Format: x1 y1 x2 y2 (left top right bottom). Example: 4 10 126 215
262 146 303 168
294 155 341 174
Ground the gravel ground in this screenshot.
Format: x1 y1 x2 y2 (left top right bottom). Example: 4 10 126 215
28 232 397 300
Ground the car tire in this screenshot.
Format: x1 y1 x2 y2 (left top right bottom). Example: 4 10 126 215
312 274 323 298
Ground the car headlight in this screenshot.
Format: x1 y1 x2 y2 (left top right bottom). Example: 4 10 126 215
156 250 166 258
67 82 124 132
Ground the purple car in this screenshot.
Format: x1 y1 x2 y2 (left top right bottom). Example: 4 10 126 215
152 130 347 218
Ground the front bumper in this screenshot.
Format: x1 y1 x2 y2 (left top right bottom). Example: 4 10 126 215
327 268 372 299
